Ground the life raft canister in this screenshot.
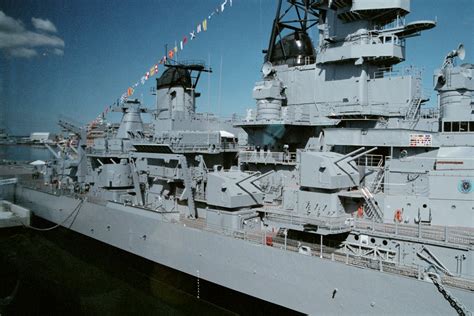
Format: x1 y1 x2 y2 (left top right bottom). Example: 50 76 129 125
266 235 273 247
394 209 403 222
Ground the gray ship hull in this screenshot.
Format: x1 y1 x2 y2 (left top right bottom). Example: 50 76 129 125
16 186 474 315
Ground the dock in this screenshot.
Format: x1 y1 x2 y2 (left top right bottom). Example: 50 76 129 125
0 200 31 228
0 176 31 228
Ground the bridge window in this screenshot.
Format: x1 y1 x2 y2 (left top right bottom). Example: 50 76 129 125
443 121 474 132
452 122 459 131
444 122 451 132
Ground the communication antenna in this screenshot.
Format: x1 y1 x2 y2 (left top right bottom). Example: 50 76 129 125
207 53 211 113
217 55 223 117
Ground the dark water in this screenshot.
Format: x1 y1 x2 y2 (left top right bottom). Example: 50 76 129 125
0 144 52 162
0 146 299 315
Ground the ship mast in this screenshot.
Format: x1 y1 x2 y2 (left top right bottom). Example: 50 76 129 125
265 0 319 63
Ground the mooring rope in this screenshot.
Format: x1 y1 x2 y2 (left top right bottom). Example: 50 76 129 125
16 198 84 232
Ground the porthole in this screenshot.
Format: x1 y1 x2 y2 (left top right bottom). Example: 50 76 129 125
422 204 427 209
382 240 388 246
354 235 359 241
370 238 376 244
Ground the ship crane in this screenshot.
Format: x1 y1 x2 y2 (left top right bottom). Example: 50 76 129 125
58 117 85 138
53 116 88 182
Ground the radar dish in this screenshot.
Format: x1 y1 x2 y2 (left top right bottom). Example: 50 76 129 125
262 62 273 77
457 44 465 61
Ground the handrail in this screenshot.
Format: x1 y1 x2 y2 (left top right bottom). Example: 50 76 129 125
239 150 297 164
355 219 474 246
356 154 384 167
374 66 423 79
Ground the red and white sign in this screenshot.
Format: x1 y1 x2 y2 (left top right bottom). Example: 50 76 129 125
409 134 432 147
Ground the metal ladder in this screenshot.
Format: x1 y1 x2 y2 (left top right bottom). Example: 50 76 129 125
369 160 385 194
360 186 383 222
129 159 144 206
179 156 197 219
406 97 422 121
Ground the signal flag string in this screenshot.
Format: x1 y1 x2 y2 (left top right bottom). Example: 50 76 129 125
90 0 234 126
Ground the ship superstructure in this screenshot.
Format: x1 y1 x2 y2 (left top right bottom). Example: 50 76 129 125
6 1 474 314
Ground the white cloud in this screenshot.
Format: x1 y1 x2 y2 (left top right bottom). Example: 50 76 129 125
0 31 64 49
31 17 57 33
52 48 64 56
0 11 24 33
0 11 64 58
7 47 37 58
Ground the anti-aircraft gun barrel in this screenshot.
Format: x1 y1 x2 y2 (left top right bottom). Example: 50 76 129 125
344 147 378 163
333 147 366 164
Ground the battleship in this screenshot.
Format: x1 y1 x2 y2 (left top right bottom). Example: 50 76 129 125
1 0 473 314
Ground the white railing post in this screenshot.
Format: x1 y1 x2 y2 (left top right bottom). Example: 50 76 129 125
320 235 323 259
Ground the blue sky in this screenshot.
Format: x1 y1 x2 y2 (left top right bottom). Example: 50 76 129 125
1 0 473 135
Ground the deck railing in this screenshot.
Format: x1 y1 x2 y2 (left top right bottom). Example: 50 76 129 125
239 151 297 165
354 219 474 246
356 154 384 167
374 66 422 79
178 215 473 290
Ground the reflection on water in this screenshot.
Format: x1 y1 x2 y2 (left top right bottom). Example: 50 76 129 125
0 144 52 162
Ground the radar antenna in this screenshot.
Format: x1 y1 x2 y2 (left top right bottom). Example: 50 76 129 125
443 43 466 68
